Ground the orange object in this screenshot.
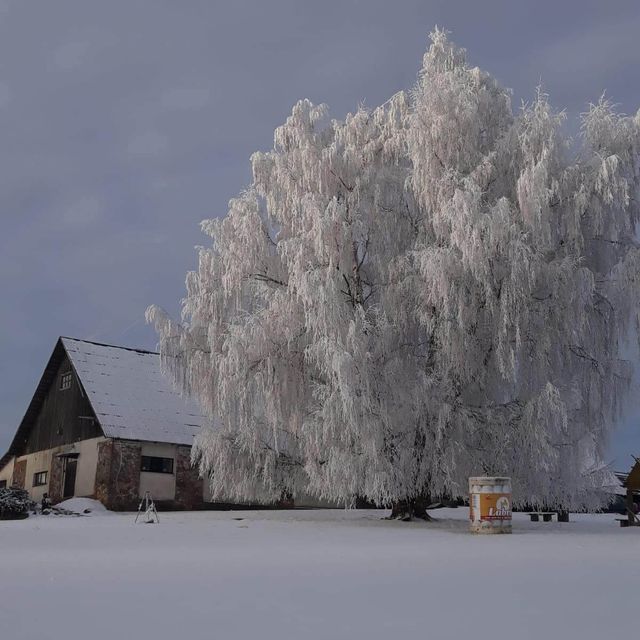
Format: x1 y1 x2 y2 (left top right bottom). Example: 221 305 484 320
469 477 512 534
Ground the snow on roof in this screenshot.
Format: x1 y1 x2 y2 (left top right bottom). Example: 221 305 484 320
61 337 205 446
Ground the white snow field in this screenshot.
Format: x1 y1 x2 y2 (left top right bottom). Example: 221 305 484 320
1 507 637 640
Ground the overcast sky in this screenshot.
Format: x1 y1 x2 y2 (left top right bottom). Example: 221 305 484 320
1 0 639 466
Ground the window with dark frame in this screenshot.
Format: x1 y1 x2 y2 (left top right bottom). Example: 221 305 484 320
140 456 174 474
33 471 48 487
60 371 73 391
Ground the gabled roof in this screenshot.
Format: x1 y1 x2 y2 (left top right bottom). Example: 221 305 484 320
0 452 12 472
4 337 205 458
5 338 69 459
61 337 204 446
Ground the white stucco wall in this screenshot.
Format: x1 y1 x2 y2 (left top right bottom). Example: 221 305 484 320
8 437 105 502
139 442 177 501
75 437 105 496
23 449 54 502
0 457 15 487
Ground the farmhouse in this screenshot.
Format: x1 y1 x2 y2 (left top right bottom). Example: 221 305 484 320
0 337 208 510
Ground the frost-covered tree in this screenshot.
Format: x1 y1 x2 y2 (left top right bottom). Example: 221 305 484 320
148 30 640 519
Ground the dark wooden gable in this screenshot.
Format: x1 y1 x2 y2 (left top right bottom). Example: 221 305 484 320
5 338 105 457
625 458 640 492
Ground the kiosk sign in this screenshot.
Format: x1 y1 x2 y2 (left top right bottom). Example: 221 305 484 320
469 477 512 534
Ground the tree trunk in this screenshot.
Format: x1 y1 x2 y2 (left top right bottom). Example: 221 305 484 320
386 495 434 521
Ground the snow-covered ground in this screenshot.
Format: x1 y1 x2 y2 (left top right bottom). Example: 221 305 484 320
0 507 637 640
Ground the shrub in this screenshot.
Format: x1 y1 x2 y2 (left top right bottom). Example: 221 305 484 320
0 487 34 520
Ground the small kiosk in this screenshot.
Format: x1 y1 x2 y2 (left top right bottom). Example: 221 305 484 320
469 477 512 534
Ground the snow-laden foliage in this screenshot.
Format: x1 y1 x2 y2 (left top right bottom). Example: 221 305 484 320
148 30 640 511
0 487 34 519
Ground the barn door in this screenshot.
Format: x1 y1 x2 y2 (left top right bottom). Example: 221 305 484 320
12 460 27 489
63 459 77 498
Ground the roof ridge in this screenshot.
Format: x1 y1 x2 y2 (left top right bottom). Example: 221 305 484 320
60 336 158 356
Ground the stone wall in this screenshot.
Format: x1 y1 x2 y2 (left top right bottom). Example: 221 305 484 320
95 440 142 510
94 440 205 511
94 441 112 504
174 446 203 510
48 456 64 503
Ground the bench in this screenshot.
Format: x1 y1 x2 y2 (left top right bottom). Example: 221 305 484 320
528 512 556 522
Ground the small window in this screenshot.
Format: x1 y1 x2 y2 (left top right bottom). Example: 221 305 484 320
141 456 174 474
33 471 48 487
0 480 7 489
60 371 73 391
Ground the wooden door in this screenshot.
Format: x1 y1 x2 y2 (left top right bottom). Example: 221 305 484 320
12 460 27 489
63 459 77 498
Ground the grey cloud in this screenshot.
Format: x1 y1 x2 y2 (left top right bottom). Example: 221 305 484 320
529 13 640 114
